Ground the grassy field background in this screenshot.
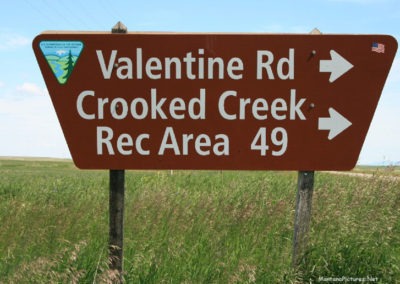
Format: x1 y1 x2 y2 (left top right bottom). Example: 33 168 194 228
0 158 399 283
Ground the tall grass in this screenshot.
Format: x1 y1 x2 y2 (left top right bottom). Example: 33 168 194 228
0 159 399 283
299 173 400 283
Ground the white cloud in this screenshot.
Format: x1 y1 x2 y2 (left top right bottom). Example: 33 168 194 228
0 81 4 87
0 82 70 158
16 82 48 96
56 49 67 56
0 33 30 50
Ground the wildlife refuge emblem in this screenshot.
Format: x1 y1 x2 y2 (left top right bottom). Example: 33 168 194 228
39 41 84 84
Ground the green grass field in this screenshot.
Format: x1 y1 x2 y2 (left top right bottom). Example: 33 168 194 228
0 158 399 283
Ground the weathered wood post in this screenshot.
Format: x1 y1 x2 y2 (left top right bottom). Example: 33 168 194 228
109 21 127 282
109 169 125 276
292 170 315 266
291 28 320 268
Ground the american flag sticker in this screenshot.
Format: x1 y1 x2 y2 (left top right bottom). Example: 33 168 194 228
372 42 385 53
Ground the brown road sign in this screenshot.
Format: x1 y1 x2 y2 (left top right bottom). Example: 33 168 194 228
33 32 397 170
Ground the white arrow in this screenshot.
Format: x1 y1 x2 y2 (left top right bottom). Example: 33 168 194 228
319 50 354 83
318 108 352 140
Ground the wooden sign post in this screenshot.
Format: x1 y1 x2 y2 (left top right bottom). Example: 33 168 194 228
109 169 125 278
109 22 128 280
293 170 315 266
291 28 319 268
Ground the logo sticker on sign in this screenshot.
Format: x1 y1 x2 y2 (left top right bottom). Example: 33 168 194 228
39 41 84 84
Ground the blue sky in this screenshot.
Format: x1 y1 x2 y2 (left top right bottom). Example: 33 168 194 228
1 0 399 165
